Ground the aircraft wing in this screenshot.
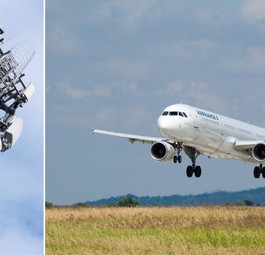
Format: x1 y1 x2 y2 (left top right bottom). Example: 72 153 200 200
234 140 263 151
92 128 165 144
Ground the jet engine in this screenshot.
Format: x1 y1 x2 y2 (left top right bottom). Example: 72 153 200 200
252 142 265 162
151 141 175 162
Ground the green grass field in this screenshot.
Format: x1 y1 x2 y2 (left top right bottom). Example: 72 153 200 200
46 206 265 255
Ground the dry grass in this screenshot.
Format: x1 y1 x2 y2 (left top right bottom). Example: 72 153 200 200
46 206 265 255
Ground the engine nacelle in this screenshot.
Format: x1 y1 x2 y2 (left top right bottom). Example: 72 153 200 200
252 142 265 162
151 141 175 163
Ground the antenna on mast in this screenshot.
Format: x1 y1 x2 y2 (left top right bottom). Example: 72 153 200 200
0 27 35 152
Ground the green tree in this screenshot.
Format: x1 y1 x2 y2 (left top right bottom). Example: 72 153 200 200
45 201 53 209
75 202 87 207
116 196 140 207
244 200 254 206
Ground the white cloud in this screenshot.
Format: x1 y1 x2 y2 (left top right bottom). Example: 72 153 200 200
55 81 139 100
88 0 166 29
48 23 80 55
0 228 42 255
57 81 90 99
150 39 220 70
217 46 265 74
94 106 116 127
247 47 265 69
96 82 138 97
187 82 226 111
159 80 184 97
115 0 162 30
109 82 138 95
125 105 153 130
92 104 153 132
94 85 112 97
157 80 227 112
93 57 151 81
241 0 265 25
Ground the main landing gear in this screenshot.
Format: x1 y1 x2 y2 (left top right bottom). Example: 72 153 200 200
184 146 202 178
173 145 202 178
186 165 202 178
253 164 265 179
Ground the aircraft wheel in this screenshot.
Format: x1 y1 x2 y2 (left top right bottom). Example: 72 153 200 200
262 167 265 178
177 155 182 163
194 165 202 178
186 165 193 178
174 155 182 163
254 166 261 179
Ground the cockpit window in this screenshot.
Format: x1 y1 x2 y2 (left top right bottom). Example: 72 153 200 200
167 111 188 117
162 111 169 116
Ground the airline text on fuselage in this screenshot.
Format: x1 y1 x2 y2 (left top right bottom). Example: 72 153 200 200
197 110 219 121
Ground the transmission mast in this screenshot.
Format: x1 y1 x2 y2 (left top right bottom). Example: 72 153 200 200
0 27 35 152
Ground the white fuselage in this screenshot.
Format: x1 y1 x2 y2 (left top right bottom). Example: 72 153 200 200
157 104 265 163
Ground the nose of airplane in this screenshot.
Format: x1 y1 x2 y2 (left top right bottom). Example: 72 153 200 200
157 114 188 140
157 115 173 137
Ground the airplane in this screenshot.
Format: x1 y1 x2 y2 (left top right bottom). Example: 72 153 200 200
92 103 265 179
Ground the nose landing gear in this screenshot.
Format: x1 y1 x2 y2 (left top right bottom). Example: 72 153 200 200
173 146 182 163
173 155 182 163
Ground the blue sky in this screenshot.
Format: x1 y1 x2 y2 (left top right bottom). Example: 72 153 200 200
0 0 43 254
46 0 265 205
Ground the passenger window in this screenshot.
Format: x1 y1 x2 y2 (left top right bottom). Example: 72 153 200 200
169 111 178 116
162 111 168 116
183 112 188 118
179 112 183 117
